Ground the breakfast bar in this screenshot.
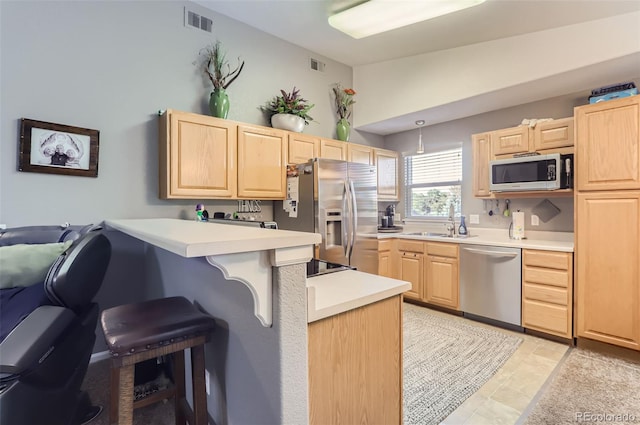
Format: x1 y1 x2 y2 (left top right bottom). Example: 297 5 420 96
104 218 410 424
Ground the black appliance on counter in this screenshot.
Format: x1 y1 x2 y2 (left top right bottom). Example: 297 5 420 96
306 259 354 277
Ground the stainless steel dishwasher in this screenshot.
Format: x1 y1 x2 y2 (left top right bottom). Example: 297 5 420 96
459 244 522 330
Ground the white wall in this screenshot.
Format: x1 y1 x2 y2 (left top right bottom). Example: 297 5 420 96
354 11 640 132
0 1 382 227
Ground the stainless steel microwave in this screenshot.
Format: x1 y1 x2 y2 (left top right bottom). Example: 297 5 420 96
489 153 573 192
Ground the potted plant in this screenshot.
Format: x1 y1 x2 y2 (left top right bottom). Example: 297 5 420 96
196 40 245 118
332 83 356 141
263 87 314 132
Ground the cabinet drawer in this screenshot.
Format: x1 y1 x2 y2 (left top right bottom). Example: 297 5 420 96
397 240 425 253
523 250 570 270
426 242 458 258
533 117 574 150
523 266 570 288
523 282 568 305
522 300 570 337
378 239 393 252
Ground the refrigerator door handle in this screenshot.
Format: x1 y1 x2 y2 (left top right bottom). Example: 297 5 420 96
342 180 350 258
349 179 358 258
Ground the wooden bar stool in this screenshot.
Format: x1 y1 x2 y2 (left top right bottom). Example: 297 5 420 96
100 296 216 425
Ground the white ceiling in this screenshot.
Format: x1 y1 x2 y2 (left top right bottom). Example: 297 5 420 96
195 0 640 133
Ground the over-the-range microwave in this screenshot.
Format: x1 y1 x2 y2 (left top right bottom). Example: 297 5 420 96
489 153 573 192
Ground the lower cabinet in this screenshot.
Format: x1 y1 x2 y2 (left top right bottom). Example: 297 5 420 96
397 240 425 300
424 242 460 310
378 239 395 278
522 249 573 338
308 296 402 425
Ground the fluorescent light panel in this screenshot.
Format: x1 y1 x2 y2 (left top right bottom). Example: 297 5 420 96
329 0 486 39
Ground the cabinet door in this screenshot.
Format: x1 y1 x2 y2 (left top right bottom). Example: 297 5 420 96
425 255 459 310
576 191 640 350
471 132 492 197
237 125 287 199
160 110 237 199
347 143 374 165
575 97 640 191
533 117 574 150
375 148 399 201
320 139 347 160
491 126 530 157
399 252 423 300
288 133 319 164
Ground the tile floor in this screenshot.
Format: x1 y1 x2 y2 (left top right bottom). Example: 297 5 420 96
429 309 570 425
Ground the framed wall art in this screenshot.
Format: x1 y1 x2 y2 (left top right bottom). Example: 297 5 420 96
19 118 100 177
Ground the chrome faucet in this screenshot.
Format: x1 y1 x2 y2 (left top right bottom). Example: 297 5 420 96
445 203 456 237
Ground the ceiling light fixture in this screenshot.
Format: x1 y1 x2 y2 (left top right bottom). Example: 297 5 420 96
416 120 425 154
328 0 486 39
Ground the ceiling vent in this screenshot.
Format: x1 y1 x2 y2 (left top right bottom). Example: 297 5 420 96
310 58 325 72
184 7 212 33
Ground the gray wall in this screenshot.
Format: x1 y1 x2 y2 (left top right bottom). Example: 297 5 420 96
0 0 383 228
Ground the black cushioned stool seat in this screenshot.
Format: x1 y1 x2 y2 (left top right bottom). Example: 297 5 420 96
101 296 216 425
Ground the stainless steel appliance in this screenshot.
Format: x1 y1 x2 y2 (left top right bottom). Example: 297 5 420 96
275 158 378 274
489 153 573 192
459 244 522 330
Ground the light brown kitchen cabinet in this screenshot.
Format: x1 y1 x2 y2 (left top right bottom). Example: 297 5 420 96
347 143 374 165
377 239 395 278
397 239 425 301
237 124 287 199
374 148 400 201
575 96 640 191
574 96 640 352
308 295 402 425
424 242 459 310
159 109 237 199
522 249 573 338
471 132 492 198
319 139 347 160
287 133 319 164
533 117 574 151
575 191 640 351
491 125 530 157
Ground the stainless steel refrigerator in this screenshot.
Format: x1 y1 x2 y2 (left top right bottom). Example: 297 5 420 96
275 158 379 274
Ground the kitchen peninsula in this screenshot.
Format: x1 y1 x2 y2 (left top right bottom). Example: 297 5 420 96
104 218 410 425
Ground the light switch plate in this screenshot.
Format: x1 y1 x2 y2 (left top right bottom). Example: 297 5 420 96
469 214 479 224
531 215 540 226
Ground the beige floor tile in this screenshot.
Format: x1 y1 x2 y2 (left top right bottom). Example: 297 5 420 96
490 385 532 413
532 344 568 362
464 399 521 425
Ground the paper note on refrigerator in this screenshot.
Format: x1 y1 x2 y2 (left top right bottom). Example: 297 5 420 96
285 176 299 218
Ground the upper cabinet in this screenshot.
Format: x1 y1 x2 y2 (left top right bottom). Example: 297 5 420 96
160 110 286 200
320 139 347 160
374 148 399 201
237 125 287 199
491 125 530 157
533 117 574 151
287 133 319 164
575 96 640 191
159 110 237 199
347 143 374 165
471 133 491 198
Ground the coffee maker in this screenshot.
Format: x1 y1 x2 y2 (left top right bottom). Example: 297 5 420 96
385 204 396 228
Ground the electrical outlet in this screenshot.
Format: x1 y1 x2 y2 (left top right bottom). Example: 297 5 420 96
205 369 210 395
531 215 540 226
469 214 479 224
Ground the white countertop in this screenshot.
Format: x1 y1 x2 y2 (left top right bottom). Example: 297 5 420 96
105 218 321 257
306 270 411 323
377 228 574 252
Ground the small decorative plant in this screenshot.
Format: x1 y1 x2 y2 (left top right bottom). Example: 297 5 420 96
197 40 245 90
332 84 356 123
264 87 315 125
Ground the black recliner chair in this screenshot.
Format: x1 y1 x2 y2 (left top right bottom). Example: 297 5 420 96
0 224 112 425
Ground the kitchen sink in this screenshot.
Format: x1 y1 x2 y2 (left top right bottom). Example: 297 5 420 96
402 232 478 239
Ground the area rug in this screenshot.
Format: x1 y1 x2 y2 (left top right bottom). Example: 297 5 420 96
403 303 522 425
522 348 640 424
